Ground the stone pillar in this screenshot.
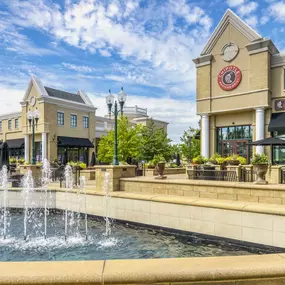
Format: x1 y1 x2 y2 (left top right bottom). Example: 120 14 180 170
201 114 209 158
94 165 136 192
24 135 29 162
42 132 47 161
255 108 265 155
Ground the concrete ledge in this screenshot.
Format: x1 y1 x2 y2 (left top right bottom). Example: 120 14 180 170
2 255 285 284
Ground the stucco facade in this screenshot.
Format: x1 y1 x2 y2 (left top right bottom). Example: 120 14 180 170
193 9 285 163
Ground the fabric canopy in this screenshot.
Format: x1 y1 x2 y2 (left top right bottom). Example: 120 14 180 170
268 113 285 132
249 137 285 146
6 139 24 149
57 136 94 148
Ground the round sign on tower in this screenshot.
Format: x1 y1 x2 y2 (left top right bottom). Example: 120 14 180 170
217 65 242 91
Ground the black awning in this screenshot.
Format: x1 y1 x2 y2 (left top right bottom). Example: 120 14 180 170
268 112 285 132
6 139 24 149
57 136 94 148
249 137 285 146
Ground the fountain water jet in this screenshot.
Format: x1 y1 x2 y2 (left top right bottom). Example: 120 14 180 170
41 159 51 239
1 166 8 239
64 165 73 241
103 172 111 237
79 176 88 240
22 170 34 241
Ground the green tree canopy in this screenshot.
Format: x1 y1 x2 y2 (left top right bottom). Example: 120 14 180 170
180 127 200 162
97 116 142 164
138 119 172 162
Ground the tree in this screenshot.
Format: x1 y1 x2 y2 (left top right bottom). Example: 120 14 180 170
138 119 172 162
97 116 142 164
180 127 200 162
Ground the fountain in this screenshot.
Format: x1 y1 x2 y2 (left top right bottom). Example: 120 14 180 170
1 166 8 239
21 169 34 241
42 159 51 239
103 172 112 237
79 176 88 240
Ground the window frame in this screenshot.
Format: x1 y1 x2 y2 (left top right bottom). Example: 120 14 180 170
70 114 77 128
83 116 89 128
8 119 12 130
15 118 19 129
57 112 64 126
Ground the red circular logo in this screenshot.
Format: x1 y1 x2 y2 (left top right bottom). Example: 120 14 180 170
218 65 242 91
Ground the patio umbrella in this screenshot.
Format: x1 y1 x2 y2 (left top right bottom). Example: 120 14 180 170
248 137 285 146
0 142 10 170
176 153 181 166
90 151 96 166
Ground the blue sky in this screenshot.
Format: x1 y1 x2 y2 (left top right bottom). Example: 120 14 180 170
1 0 285 142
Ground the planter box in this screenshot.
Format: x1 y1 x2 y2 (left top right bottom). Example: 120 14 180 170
144 167 186 176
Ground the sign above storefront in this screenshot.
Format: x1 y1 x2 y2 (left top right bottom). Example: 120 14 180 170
218 65 242 91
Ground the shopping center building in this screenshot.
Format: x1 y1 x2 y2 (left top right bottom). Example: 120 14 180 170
0 76 96 164
193 9 285 164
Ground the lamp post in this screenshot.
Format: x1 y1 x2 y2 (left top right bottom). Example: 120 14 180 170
106 87 127 165
27 108 40 165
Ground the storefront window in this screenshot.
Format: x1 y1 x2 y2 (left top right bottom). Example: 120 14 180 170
216 125 252 162
273 146 285 165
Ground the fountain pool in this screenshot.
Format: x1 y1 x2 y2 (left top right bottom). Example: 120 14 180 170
0 210 283 262
0 161 284 262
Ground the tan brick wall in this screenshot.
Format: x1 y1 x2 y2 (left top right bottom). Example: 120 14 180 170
196 65 211 100
120 178 285 205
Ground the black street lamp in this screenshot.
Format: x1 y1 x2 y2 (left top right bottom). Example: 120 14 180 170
106 87 127 165
27 108 40 165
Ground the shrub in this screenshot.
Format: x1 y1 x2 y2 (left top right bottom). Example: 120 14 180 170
17 158 25 165
251 153 269 165
9 157 16 164
209 153 225 165
152 154 166 165
192 155 207 165
145 162 155 169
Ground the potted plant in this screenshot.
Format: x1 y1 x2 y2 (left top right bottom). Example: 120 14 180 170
225 155 240 165
251 153 270 185
152 154 166 179
17 158 25 165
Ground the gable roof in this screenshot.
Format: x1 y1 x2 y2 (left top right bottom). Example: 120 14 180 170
22 75 95 108
201 9 263 56
44 87 85 104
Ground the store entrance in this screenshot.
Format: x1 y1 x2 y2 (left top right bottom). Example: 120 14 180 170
221 140 249 160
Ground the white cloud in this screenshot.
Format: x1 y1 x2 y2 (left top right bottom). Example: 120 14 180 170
62 62 96 73
0 87 23 114
237 2 258 16
268 1 285 22
3 0 212 96
245 15 258 27
227 0 245 7
260 15 269 25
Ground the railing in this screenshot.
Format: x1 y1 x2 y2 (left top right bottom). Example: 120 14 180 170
187 168 237 182
241 168 256 182
51 166 81 188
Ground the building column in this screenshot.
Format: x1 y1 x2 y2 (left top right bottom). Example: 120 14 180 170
24 135 29 162
42 132 47 161
255 108 265 155
201 114 210 159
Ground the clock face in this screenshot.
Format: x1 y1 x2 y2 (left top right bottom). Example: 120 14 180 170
29 96 36 106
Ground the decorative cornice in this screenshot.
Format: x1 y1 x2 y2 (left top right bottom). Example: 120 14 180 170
192 54 212 68
246 39 279 55
271 54 285 68
201 9 262 56
0 112 22 120
40 96 96 113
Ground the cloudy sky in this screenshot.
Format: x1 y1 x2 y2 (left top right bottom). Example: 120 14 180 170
0 0 285 142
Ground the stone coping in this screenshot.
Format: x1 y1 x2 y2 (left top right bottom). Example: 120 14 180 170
4 187 285 216
94 165 136 169
2 254 285 284
120 176 285 191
